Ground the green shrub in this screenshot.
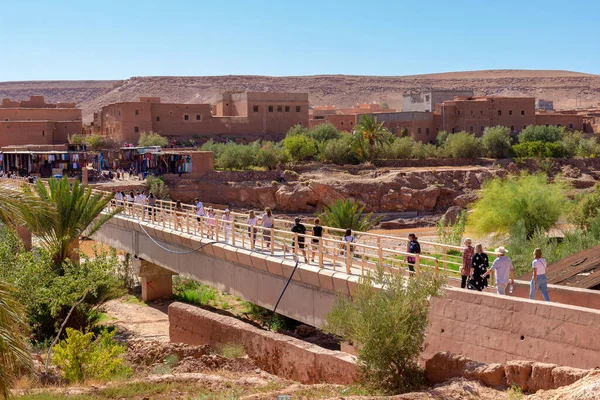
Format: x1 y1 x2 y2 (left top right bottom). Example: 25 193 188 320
145 175 169 200
324 268 445 394
282 135 318 162
317 199 382 234
411 142 439 159
255 141 287 169
436 210 467 246
569 185 600 230
390 137 416 159
443 131 482 159
482 126 512 158
52 328 131 383
138 131 168 147
173 278 218 306
200 139 226 159
436 130 450 147
468 173 567 238
285 124 309 137
518 125 564 143
323 135 360 165
512 141 569 158
577 137 600 158
309 123 340 142
216 143 254 170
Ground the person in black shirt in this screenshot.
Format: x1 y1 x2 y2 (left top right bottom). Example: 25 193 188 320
310 217 323 263
405 233 421 272
291 217 308 263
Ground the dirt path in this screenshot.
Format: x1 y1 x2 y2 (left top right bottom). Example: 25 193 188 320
103 298 171 342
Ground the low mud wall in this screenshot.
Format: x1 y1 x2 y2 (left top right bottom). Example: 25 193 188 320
169 302 359 384
424 288 600 370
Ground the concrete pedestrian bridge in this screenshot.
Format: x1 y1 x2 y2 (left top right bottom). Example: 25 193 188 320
4 178 600 370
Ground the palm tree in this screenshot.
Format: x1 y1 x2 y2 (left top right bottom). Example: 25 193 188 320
317 199 382 236
0 282 31 399
24 177 120 268
353 114 389 162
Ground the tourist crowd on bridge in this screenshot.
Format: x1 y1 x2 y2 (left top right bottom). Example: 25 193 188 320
112 190 551 303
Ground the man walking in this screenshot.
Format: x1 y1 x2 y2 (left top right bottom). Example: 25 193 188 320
483 246 514 295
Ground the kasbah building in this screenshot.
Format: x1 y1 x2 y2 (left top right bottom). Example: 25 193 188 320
1 89 599 148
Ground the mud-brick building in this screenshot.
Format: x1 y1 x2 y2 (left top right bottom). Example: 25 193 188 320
0 96 82 147
94 92 309 143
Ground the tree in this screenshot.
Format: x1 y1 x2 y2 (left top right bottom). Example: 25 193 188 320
519 125 564 143
482 126 512 158
0 182 51 232
317 199 382 235
24 177 120 267
0 281 31 399
138 131 168 147
145 175 170 200
468 173 567 238
282 134 318 162
443 131 482 159
353 115 389 162
308 123 340 142
568 184 600 230
324 268 444 394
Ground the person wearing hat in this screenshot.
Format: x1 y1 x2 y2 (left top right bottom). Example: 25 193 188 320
482 246 514 295
460 238 475 289
222 208 233 242
291 217 308 263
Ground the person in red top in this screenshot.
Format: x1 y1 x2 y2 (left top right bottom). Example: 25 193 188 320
461 238 474 289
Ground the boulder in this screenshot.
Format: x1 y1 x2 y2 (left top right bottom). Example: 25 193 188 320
441 206 464 225
505 360 533 392
453 192 478 208
551 366 588 388
462 361 506 388
527 362 558 392
425 352 470 383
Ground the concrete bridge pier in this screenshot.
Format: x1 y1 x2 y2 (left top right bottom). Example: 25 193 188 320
138 259 178 301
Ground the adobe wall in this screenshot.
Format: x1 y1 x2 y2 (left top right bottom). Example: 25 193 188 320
0 108 81 121
535 113 584 130
0 121 57 147
424 287 600 370
169 302 359 384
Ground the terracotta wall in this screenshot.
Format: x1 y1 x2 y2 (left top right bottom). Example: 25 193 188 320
309 114 357 131
0 121 71 147
535 113 584 130
424 287 600 370
169 302 359 384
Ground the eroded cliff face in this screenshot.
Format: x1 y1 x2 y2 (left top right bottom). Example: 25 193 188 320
164 167 504 213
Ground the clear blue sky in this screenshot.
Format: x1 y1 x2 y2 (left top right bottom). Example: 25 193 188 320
1 0 598 81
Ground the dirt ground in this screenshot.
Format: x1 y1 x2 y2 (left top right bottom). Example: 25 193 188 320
103 298 171 342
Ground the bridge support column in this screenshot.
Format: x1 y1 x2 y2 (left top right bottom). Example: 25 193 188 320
139 260 177 301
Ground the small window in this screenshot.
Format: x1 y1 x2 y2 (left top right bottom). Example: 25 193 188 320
135 109 139 116
285 106 290 112
521 110 525 116
480 126 484 132
417 128 422 134
511 125 515 131
524 125 527 129
42 130 45 136
3 118 7 121
169 111 173 116
226 103 229 106
253 105 259 112
470 126 474 132
350 121 353 125
557 124 562 127
498 110 502 116
134 126 139 133
457 110 461 116
184 114 189 121
105 128 109 134
425 95 430 101
277 106 283 112
569 123 574 129
509 110 513 115
470 110 474 115
196 114 201 121
156 116 160 122
480 110 483 115
341 122 344 125
425 128 430 135
268 106 273 112
296 106 301 112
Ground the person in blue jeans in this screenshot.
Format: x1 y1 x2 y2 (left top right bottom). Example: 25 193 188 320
530 248 550 301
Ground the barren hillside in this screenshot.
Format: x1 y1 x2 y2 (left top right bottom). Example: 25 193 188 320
1 69 599 122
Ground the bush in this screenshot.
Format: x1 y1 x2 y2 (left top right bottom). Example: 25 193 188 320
324 268 444 394
308 123 340 142
285 124 309 137
138 131 169 147
255 141 287 169
317 199 382 235
518 125 564 143
436 130 449 146
577 137 600 158
411 142 439 159
145 175 169 200
216 143 255 170
323 135 359 165
52 328 131 383
200 139 226 159
512 141 569 158
443 132 482 159
390 137 416 159
436 210 467 246
468 173 567 238
282 134 318 162
482 126 512 158
568 184 600 230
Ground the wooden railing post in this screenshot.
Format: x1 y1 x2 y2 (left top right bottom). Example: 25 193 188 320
415 254 421 275
294 232 299 259
442 246 448 271
318 238 324 269
270 228 275 255
215 218 220 242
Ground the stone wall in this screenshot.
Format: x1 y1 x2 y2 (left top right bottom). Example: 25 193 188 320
169 302 359 384
424 288 600 370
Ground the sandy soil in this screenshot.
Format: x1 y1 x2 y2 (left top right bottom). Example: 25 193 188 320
103 298 171 342
1 69 598 122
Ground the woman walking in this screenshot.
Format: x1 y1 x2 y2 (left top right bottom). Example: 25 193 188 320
467 243 489 291
222 208 233 243
461 238 475 289
247 210 259 248
310 218 323 263
530 248 550 301
206 207 216 239
261 207 275 249
341 228 355 255
174 200 184 230
405 233 421 272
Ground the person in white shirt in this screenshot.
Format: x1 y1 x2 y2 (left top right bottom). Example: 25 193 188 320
221 208 233 242
530 248 550 301
341 228 355 255
261 207 275 249
482 246 514 295
114 191 123 206
247 210 259 247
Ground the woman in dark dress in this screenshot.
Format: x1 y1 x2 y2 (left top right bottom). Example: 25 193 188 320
468 243 489 291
